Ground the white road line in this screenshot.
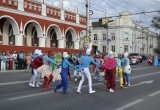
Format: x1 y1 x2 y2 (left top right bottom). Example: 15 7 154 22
115 99 144 110
8 91 54 101
131 71 160 79
132 67 151 70
0 80 29 86
148 91 160 97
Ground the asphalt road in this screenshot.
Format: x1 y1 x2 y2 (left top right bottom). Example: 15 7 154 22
0 61 160 110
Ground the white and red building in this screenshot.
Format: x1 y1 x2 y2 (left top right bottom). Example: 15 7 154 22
0 0 86 53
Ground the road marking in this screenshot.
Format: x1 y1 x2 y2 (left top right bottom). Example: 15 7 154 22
8 91 54 101
148 90 160 97
0 80 29 86
131 71 160 79
115 99 144 110
132 67 151 70
124 80 153 88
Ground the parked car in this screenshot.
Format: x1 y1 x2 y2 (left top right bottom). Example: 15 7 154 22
129 53 141 64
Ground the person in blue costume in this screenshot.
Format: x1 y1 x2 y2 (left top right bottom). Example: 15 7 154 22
122 52 131 87
154 54 158 66
53 52 77 94
77 49 101 94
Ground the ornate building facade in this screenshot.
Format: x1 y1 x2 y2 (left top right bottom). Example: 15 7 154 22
0 0 86 50
91 12 158 55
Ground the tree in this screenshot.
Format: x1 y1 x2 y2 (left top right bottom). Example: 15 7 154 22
152 16 160 54
151 16 160 30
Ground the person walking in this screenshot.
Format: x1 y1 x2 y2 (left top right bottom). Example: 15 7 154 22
102 51 117 92
77 49 100 94
53 52 77 94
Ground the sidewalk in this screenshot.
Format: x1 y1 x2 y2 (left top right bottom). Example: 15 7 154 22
0 69 26 73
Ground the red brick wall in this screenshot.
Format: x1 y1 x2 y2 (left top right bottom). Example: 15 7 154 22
0 45 85 54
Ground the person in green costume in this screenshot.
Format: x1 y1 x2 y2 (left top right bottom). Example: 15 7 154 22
52 52 62 82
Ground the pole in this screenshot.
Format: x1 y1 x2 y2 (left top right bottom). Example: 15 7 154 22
86 0 90 49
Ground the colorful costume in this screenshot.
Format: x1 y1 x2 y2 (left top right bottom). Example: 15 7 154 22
52 53 62 82
37 57 59 91
102 51 116 92
53 52 76 94
94 55 104 82
154 54 158 66
77 49 100 94
114 52 123 88
122 52 131 87
29 49 43 88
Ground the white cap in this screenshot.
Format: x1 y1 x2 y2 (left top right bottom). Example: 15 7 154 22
107 51 114 58
63 52 69 58
124 52 129 58
34 49 39 55
86 49 91 55
37 50 43 56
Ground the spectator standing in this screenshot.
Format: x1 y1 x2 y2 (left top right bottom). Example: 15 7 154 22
12 51 17 70
0 53 7 71
26 53 32 72
18 51 25 69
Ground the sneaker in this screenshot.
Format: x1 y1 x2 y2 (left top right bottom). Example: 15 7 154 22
36 84 40 88
120 85 124 89
38 82 42 85
128 84 131 87
29 83 35 88
75 78 77 82
109 88 114 93
61 91 67 94
53 86 57 92
89 90 96 94
77 90 81 94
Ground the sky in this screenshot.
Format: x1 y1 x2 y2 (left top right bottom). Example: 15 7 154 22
36 0 160 32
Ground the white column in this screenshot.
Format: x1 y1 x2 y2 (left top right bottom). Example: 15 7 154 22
41 4 46 16
39 37 45 47
76 14 79 24
18 0 24 11
27 37 31 46
15 34 23 46
2 33 8 45
61 10 65 20
58 39 65 48
74 41 79 49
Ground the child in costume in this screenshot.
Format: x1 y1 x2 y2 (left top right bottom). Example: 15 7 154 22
29 49 43 88
122 52 131 87
94 53 104 82
52 52 62 82
77 49 100 94
114 52 124 88
73 54 82 81
37 55 60 91
53 52 77 94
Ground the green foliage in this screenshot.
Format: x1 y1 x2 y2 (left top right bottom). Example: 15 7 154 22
151 16 160 30
154 45 160 54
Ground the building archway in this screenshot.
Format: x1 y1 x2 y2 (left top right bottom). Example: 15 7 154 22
46 24 62 47
0 16 19 45
65 27 78 49
24 20 43 47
